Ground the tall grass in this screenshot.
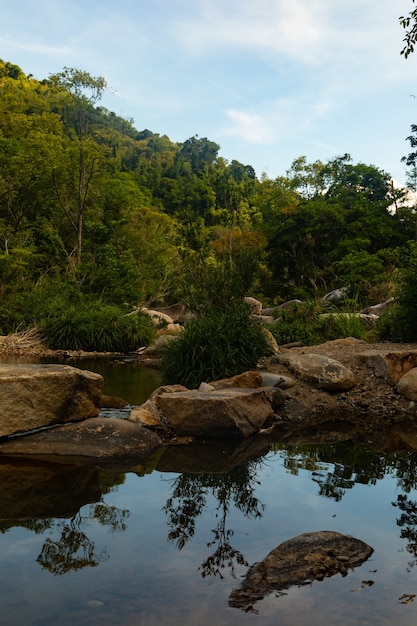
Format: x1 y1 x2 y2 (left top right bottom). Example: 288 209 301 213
267 300 370 345
41 303 156 352
161 302 269 388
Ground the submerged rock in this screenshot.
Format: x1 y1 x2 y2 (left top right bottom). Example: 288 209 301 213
229 530 373 611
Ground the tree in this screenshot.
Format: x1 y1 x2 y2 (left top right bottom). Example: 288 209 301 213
400 1 417 57
48 68 109 265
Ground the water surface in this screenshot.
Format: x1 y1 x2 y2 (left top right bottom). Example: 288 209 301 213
1 357 417 625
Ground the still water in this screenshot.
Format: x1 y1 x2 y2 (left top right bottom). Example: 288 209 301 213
1 357 417 625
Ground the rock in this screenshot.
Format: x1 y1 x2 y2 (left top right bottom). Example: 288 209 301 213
155 387 285 438
129 384 188 433
277 299 303 309
354 349 417 384
100 394 128 409
149 302 191 323
0 417 162 462
260 372 296 389
158 323 183 336
319 312 378 323
229 531 373 610
322 287 350 302
275 353 356 391
397 368 417 401
0 364 103 437
140 333 177 357
138 308 174 325
209 371 264 389
244 296 262 315
253 314 275 325
262 328 280 355
361 298 394 317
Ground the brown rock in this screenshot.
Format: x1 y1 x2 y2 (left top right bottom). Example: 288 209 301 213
209 371 263 389
229 531 373 610
156 387 284 438
0 417 162 462
0 364 103 437
397 368 417 401
354 350 417 384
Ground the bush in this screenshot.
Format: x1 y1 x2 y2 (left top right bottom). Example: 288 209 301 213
267 300 369 345
376 241 417 342
161 302 269 388
41 303 156 352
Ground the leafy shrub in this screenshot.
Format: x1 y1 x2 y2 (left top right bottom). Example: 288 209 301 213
161 302 269 388
41 303 155 352
376 241 417 342
267 300 369 345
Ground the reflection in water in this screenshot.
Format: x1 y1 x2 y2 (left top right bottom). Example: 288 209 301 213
36 503 129 575
4 437 417 623
163 461 265 579
276 441 390 501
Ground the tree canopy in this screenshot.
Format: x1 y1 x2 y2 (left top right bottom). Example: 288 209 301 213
0 57 415 339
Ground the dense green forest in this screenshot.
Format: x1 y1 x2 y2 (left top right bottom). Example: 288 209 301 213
1 58 416 350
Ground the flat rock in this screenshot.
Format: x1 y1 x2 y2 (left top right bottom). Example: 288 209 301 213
0 417 162 462
354 350 417 384
156 387 285 438
229 530 373 610
0 364 103 437
275 353 356 391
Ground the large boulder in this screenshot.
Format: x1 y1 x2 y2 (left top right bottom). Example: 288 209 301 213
0 364 103 437
133 386 285 439
354 349 417 384
229 531 373 610
274 353 356 391
0 417 162 464
397 368 417 401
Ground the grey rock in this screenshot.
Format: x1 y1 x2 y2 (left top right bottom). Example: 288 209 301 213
275 353 356 391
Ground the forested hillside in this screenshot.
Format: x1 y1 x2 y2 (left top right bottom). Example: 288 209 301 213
1 58 416 345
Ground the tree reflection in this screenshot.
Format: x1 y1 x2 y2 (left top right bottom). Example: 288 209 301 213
276 442 389 501
36 502 130 575
163 462 265 579
393 494 417 571
391 454 417 572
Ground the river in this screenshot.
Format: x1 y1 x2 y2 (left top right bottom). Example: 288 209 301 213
1 356 417 625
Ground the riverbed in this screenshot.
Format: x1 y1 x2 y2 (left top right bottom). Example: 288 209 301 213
1 356 417 625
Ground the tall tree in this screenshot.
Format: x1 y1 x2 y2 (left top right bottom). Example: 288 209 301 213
48 68 108 265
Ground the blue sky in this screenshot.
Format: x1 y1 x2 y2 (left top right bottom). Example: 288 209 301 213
2 0 417 184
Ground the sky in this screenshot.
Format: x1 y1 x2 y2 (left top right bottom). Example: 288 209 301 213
2 0 417 184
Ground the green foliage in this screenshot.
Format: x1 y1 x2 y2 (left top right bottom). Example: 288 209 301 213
267 300 370 345
161 302 269 388
0 58 415 345
41 304 155 352
377 241 417 341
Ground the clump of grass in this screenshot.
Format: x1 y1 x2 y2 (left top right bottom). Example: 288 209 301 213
267 300 370 345
161 302 269 388
41 303 156 352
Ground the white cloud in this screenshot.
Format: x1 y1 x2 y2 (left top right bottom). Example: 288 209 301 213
223 109 273 143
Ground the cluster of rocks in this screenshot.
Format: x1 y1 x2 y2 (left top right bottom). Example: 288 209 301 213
1 337 417 464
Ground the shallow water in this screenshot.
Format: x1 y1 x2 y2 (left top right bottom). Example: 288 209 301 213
1 357 417 625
